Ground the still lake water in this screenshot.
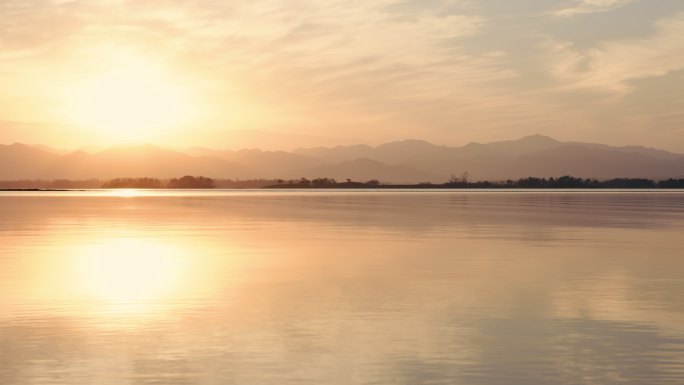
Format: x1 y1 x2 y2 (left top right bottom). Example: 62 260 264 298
1 190 684 385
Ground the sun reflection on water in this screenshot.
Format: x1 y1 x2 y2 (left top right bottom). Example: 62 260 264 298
101 188 152 198
2 228 244 323
81 238 184 301
73 237 190 316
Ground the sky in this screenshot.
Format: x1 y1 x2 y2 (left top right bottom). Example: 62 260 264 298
1 0 684 150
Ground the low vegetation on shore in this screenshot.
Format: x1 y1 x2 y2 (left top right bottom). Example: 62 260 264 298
264 176 684 189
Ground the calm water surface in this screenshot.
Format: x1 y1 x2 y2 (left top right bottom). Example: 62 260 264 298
1 191 684 384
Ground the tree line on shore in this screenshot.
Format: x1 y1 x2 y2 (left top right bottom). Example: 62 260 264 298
102 175 216 188
264 176 684 189
0 175 219 189
1 175 683 189
0 177 288 189
441 176 684 189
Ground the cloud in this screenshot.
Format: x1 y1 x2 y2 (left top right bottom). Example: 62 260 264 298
78 0 517 133
0 1 518 137
543 12 684 94
2 0 684 150
553 0 634 17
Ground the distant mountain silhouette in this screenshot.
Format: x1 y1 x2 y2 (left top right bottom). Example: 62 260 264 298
2 135 683 182
292 135 684 181
504 145 683 179
485 134 562 157
297 158 435 182
182 147 327 178
293 144 376 164
1 144 240 179
0 143 61 179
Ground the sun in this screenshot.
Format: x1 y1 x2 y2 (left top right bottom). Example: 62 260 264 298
66 56 196 142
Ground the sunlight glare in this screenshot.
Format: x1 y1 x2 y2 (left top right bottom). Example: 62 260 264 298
106 188 145 197
67 56 196 141
79 238 186 308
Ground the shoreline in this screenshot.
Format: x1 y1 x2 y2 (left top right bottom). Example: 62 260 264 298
2 188 684 192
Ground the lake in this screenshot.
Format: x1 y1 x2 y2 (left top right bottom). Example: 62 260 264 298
1 190 684 385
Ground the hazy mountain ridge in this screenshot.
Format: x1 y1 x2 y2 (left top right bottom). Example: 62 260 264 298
2 135 683 182
296 158 436 183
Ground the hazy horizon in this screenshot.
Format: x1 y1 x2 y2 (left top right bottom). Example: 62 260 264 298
3 134 683 182
3 133 684 154
2 1 684 151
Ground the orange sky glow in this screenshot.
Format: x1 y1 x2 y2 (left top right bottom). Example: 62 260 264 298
1 0 683 150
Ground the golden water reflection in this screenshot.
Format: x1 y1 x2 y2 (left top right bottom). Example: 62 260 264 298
76 237 187 311
6 230 242 324
1 192 684 385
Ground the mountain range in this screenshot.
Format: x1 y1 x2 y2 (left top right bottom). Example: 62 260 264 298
2 135 683 182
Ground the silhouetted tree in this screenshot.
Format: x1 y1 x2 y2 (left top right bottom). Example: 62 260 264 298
260 175 681 189
658 179 684 188
167 175 215 188
312 178 337 187
555 176 584 188
604 178 655 188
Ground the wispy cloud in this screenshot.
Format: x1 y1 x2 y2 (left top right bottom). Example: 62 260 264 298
78 2 516 128
543 12 684 94
553 0 634 17
1 0 684 150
